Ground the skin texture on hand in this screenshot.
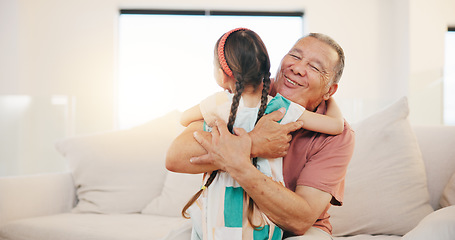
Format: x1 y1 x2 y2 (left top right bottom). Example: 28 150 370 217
191 119 252 172
249 108 303 158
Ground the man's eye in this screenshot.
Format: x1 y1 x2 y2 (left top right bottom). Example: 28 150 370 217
310 64 320 72
289 53 300 59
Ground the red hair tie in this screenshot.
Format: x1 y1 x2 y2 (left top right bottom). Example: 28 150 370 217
217 28 249 77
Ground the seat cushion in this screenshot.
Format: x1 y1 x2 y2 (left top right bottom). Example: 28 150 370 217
333 235 401 240
0 213 188 240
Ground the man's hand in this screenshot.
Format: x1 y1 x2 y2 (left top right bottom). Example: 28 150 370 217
250 108 303 159
190 119 252 173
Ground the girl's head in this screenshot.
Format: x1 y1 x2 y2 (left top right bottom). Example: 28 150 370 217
215 28 272 133
214 28 271 92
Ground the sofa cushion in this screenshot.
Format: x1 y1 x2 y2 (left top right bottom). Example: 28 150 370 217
333 235 401 240
440 172 455 207
413 125 455 209
0 172 75 226
0 213 188 240
328 97 434 236
401 205 455 240
142 171 203 217
55 110 183 214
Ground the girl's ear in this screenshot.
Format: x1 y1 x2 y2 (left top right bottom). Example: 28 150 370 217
218 68 228 83
323 83 338 100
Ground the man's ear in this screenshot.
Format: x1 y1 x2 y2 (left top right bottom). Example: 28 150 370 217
323 83 338 100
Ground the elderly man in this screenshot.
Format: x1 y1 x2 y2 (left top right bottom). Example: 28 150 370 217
166 33 355 240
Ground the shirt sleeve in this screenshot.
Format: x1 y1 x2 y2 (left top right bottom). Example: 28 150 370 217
297 122 355 206
265 93 305 125
281 101 305 125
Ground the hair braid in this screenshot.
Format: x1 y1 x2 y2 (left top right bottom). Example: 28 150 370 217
182 170 218 218
256 73 271 124
246 73 271 230
227 80 244 134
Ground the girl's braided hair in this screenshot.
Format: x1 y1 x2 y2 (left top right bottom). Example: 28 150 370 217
182 28 271 229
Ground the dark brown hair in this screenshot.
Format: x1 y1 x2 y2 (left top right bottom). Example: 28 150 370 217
182 29 271 229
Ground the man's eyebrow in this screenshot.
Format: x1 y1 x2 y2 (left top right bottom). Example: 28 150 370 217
289 48 302 54
309 57 329 75
313 58 325 69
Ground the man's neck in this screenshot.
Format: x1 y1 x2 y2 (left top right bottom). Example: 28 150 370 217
314 100 327 114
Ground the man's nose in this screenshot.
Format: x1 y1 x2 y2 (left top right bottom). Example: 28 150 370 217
290 62 307 77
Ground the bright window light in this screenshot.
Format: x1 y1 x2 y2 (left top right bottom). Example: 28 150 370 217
118 11 303 129
444 30 455 125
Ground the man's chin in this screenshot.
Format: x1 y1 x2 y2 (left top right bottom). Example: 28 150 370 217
276 88 297 101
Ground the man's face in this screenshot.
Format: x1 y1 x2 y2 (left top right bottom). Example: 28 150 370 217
275 36 339 111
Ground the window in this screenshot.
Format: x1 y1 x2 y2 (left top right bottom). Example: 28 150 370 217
444 28 455 125
118 10 304 129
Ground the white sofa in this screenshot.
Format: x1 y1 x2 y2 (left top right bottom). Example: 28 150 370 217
1 97 454 240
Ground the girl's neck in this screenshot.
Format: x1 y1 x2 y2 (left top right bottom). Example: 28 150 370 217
240 84 263 108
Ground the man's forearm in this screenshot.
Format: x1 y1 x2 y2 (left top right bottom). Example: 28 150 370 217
165 121 217 174
169 110 302 172
166 120 268 173
227 161 326 235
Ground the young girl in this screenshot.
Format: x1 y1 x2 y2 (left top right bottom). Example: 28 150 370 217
181 28 344 240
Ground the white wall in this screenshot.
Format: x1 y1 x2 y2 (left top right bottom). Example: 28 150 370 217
408 0 455 124
1 0 454 175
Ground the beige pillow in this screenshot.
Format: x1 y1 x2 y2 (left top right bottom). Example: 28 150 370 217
402 205 455 240
142 171 203 217
329 97 434 236
55 110 183 214
440 172 455 207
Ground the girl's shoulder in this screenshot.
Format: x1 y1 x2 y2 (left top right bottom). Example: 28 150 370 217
202 91 232 107
213 91 232 106
200 91 232 128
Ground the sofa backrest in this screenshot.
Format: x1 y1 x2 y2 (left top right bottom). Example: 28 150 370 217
413 125 455 210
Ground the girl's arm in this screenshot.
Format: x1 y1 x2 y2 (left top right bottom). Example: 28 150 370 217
180 104 203 127
298 98 344 135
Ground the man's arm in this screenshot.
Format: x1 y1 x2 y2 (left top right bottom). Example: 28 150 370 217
166 109 303 173
193 119 331 235
165 121 217 174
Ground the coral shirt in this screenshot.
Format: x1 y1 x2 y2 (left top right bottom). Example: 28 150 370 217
282 100 355 237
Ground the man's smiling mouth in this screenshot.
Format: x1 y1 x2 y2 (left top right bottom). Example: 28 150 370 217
286 77 303 87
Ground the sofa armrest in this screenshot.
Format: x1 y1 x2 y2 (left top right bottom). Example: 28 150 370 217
401 206 455 240
0 172 76 226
